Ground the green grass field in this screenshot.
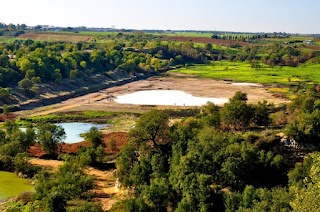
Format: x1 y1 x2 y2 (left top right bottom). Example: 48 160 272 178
171 61 320 84
0 37 20 43
0 171 34 200
150 32 213 38
22 110 117 124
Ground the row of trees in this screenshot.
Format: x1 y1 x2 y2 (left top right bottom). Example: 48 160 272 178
0 39 208 96
211 34 269 41
0 23 25 36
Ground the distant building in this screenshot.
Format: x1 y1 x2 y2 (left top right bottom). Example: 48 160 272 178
304 40 315 45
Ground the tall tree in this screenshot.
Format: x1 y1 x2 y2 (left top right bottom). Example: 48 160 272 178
129 110 170 148
37 123 65 156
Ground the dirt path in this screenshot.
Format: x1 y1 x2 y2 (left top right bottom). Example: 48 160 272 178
30 158 119 211
30 104 80 117
30 158 62 170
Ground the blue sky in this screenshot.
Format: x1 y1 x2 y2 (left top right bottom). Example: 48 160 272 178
1 0 319 33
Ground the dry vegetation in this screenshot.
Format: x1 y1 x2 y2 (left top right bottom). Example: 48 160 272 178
19 32 92 42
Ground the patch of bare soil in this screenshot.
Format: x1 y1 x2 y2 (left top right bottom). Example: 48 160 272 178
0 113 18 121
30 158 62 170
28 132 128 210
28 132 128 157
20 75 288 116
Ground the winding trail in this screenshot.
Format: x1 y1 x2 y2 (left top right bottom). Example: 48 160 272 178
30 158 119 211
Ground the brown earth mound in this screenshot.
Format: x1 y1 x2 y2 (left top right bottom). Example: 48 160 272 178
0 114 18 122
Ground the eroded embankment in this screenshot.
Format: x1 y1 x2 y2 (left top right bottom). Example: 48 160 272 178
9 69 157 112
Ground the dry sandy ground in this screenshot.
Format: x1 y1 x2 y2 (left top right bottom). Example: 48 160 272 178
30 158 119 211
28 75 288 116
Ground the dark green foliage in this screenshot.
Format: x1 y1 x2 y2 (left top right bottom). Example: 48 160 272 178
2 105 12 115
221 93 253 130
0 141 22 157
0 121 40 175
251 100 273 126
289 152 320 211
116 143 138 187
116 108 286 211
77 146 105 166
230 91 248 102
111 198 150 212
9 125 36 151
14 153 39 177
204 43 213 51
285 110 320 143
129 110 169 148
37 123 66 156
34 157 94 211
288 155 313 188
140 177 170 211
3 120 19 135
83 127 104 148
285 94 320 144
225 186 293 212
46 191 67 212
18 78 33 92
68 201 103 212
200 102 221 127
0 37 208 95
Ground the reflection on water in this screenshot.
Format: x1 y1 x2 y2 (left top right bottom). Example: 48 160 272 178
115 90 229 106
56 123 107 144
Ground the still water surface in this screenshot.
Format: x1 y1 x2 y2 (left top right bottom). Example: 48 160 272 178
56 123 107 144
115 90 229 106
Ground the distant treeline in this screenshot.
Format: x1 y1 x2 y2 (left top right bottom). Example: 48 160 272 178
0 23 25 37
0 38 210 96
1 33 320 99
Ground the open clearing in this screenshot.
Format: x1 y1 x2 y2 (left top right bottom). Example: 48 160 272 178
20 75 288 117
173 62 320 84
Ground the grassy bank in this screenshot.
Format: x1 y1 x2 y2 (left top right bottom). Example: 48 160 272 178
0 171 34 200
20 111 125 124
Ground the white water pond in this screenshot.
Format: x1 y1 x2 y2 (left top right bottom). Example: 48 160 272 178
115 90 229 106
232 82 260 87
56 123 107 144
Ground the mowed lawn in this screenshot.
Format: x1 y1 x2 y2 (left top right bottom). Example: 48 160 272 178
171 61 320 84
